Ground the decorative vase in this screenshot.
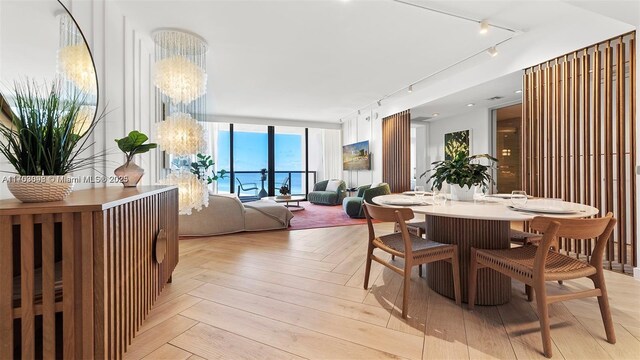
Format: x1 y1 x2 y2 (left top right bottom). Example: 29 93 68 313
7 175 74 202
114 161 144 187
450 184 476 201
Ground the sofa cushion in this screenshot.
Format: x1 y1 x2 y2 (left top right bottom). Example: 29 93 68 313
325 180 342 192
308 191 339 205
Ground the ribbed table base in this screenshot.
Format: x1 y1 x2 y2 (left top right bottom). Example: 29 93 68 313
426 215 512 305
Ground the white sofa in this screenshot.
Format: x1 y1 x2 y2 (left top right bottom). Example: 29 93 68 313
179 193 294 236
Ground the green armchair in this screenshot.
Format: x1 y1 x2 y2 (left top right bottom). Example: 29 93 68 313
308 179 346 205
343 183 391 218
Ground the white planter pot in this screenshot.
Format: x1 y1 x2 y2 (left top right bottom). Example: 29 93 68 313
7 175 74 202
450 184 476 201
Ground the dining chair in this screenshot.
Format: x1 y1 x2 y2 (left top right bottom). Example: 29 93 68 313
236 177 259 197
363 203 461 318
468 213 617 358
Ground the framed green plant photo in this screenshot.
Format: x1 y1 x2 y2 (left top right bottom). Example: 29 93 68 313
444 129 470 161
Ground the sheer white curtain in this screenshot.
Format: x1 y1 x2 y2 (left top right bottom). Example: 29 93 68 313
322 129 342 180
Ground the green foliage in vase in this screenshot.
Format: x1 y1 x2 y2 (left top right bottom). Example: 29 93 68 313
421 151 497 190
114 130 157 166
0 79 103 175
190 153 227 184
279 185 290 195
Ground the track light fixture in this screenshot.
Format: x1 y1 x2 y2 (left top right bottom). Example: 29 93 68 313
358 110 361 115
408 85 413 93
479 20 489 34
377 100 382 107
487 46 498 57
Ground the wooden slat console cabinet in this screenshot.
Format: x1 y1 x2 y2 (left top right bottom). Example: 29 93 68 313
0 186 179 359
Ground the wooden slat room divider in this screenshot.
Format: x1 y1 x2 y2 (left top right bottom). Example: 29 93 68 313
522 31 636 273
382 110 411 193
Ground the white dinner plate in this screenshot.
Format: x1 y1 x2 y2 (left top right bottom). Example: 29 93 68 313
380 198 427 206
508 205 578 214
402 191 432 196
486 193 534 199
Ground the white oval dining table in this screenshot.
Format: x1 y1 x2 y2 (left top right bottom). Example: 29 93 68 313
372 194 599 305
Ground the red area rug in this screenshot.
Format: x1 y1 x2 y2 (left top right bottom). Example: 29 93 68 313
288 201 369 230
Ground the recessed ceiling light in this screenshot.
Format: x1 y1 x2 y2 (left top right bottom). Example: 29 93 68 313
479 20 489 34
466 103 475 107
487 46 498 57
514 89 522 94
432 113 439 117
408 85 413 93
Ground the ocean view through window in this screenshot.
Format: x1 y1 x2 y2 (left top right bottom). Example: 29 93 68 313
216 128 305 195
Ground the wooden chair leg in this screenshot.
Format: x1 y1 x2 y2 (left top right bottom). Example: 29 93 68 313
418 264 423 278
534 284 553 358
591 273 616 344
525 284 533 302
363 243 374 290
451 246 461 306
468 248 478 310
391 255 395 261
402 264 411 319
557 280 563 285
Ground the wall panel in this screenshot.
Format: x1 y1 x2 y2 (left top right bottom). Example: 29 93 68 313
382 110 411 193
522 31 636 273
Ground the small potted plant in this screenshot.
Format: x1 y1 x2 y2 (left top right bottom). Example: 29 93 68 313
421 151 497 201
0 80 102 202
190 153 227 189
277 184 291 199
114 130 157 187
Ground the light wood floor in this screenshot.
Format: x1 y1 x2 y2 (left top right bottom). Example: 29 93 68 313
124 223 640 360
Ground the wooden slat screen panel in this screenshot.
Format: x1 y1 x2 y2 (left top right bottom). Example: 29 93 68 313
522 31 636 273
382 110 411 193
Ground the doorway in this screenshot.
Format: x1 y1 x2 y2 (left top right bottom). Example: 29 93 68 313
494 104 522 193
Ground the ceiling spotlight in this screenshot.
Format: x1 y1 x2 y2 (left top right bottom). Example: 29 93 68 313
466 103 475 107
487 46 498 57
377 100 382 107
339 118 343 123
479 20 489 34
514 89 522 94
408 85 413 93
432 113 439 117
358 110 361 115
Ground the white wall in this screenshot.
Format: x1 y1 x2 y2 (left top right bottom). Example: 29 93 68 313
341 110 383 188
427 108 491 161
65 0 159 189
422 108 491 189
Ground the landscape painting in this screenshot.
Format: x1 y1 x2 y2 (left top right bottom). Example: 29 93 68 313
444 129 470 160
343 140 371 171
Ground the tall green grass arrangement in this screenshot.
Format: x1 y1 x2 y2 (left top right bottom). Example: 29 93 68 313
0 79 103 176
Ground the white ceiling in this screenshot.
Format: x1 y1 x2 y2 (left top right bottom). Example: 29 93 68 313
411 70 522 121
111 0 638 123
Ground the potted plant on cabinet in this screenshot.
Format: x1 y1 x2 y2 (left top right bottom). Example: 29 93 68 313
421 151 497 201
114 130 157 187
0 80 102 202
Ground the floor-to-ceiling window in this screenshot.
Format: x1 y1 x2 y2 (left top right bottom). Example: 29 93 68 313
211 122 322 201
233 124 269 199
275 126 307 195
